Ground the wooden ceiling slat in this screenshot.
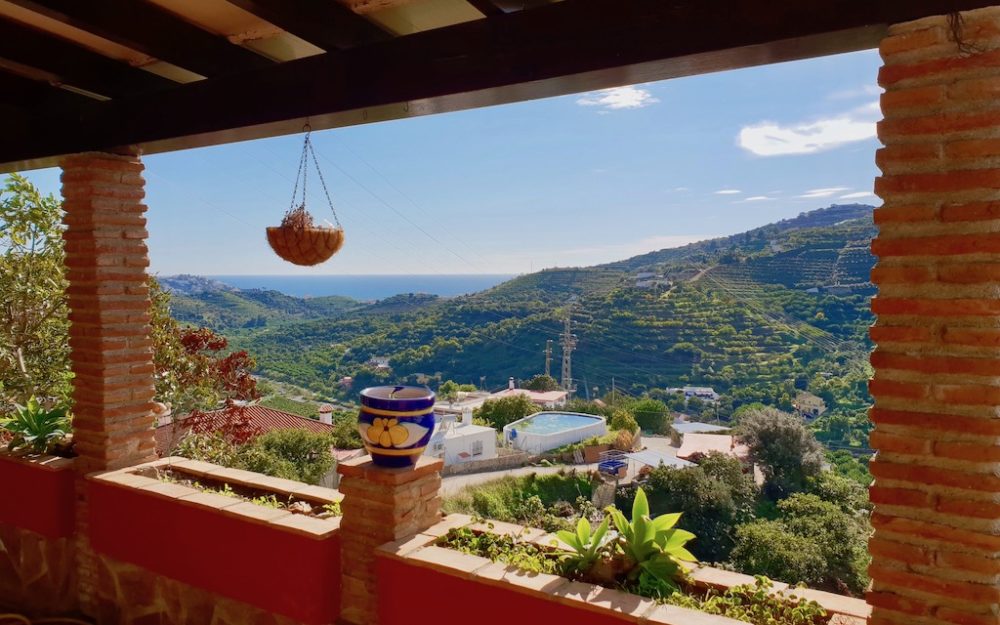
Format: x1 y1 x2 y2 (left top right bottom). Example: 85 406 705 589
0 17 176 98
222 0 390 51
4 0 273 78
2 0 999 171
0 69 98 111
466 0 505 17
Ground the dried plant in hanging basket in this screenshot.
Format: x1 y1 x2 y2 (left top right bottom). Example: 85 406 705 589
266 206 344 266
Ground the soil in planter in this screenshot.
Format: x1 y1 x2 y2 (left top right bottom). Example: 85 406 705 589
138 467 342 519
438 526 828 625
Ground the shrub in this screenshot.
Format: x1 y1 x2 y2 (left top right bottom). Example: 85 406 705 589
736 407 824 498
609 408 639 433
730 521 827 586
474 394 537 429
629 398 670 434
614 429 634 451
243 429 334 485
0 397 71 454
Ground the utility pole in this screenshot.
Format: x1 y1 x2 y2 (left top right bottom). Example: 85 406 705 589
560 314 577 396
612 377 616 405
544 340 553 378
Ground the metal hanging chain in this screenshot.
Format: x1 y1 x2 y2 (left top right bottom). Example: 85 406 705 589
287 132 310 214
285 128 343 230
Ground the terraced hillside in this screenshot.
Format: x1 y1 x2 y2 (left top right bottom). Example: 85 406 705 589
218 204 875 403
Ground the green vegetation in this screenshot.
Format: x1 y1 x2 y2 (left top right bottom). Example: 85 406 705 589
524 374 560 391
439 488 827 625
175 428 335 485
0 396 71 455
260 395 319 419
737 407 824 498
473 394 537 429
443 472 592 531
0 175 70 405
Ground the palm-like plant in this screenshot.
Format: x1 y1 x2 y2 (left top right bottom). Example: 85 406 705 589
605 488 698 590
0 396 70 454
556 515 611 575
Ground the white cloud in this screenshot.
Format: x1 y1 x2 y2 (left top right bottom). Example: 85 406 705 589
577 86 659 111
737 100 879 156
714 189 741 195
840 191 875 199
797 187 850 199
743 196 773 202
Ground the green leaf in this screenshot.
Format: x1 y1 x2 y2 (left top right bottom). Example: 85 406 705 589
576 516 591 546
652 512 681 532
632 487 650 520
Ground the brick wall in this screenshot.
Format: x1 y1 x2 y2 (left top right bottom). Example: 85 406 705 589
870 8 1000 625
61 149 157 614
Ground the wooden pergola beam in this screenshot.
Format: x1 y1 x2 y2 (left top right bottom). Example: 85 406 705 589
222 0 390 51
2 0 996 171
3 0 273 78
0 17 176 98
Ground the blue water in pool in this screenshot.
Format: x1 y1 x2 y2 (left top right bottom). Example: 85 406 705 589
513 412 601 434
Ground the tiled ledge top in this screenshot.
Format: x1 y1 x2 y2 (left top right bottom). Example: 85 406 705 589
0 450 74 471
89 456 342 540
377 514 870 624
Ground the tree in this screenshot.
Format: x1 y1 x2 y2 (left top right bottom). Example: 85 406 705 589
730 520 827 587
524 374 559 392
0 175 70 405
629 397 670 434
608 408 638 433
151 279 259 415
474 394 537 429
437 379 460 403
617 453 758 563
736 407 824 498
240 429 334 485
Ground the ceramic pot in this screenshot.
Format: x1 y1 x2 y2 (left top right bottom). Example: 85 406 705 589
358 386 436 468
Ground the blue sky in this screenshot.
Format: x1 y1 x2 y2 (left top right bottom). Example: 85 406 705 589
22 49 882 276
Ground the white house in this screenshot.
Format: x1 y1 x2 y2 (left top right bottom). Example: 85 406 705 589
489 378 568 408
425 413 498 466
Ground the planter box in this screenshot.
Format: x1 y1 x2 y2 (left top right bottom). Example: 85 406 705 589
375 515 871 625
0 453 75 538
583 444 610 463
88 457 343 625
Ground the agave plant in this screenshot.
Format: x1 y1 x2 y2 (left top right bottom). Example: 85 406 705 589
556 515 611 576
605 487 697 591
0 396 71 454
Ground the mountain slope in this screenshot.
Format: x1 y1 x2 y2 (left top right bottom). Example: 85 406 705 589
220 204 875 408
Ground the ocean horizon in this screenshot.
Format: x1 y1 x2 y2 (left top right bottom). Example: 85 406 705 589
207 274 516 300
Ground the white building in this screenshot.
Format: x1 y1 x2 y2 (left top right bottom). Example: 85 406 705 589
490 378 568 408
425 412 498 466
433 391 493 419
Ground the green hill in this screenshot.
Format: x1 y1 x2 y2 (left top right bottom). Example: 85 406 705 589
215 204 874 421
161 275 360 330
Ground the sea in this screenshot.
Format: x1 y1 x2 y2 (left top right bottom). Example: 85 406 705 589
207 274 516 301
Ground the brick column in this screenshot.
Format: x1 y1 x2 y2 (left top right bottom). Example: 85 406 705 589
61 149 156 614
337 456 443 625
869 8 1000 625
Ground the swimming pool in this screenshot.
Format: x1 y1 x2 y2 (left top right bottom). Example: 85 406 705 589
502 411 607 454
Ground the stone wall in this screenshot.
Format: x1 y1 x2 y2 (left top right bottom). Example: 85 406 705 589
869 7 1000 625
441 450 534 476
0 524 77 617
94 555 303 625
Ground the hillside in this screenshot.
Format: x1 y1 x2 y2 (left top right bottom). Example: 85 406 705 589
215 204 875 419
161 275 360 329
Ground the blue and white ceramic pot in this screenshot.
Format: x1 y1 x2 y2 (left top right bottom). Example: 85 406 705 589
358 386 436 468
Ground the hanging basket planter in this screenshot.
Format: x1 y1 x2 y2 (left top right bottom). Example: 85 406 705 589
267 127 345 266
266 206 344 266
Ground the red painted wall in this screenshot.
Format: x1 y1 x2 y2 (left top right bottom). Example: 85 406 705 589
0 455 75 538
88 479 340 625
377 555 634 625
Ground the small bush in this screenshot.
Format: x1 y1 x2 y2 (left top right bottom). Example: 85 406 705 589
609 408 639 433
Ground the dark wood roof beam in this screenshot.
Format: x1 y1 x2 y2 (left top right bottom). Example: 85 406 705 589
466 0 505 17
3 0 999 171
4 0 273 77
0 17 176 98
222 0 390 51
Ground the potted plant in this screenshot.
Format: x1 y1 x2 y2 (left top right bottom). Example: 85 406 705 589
0 396 73 457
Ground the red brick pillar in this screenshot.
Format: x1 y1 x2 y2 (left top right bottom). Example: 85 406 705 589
869 8 1000 625
337 456 443 625
60 149 156 614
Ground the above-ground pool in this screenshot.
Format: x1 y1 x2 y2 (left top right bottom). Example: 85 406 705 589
503 411 607 454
